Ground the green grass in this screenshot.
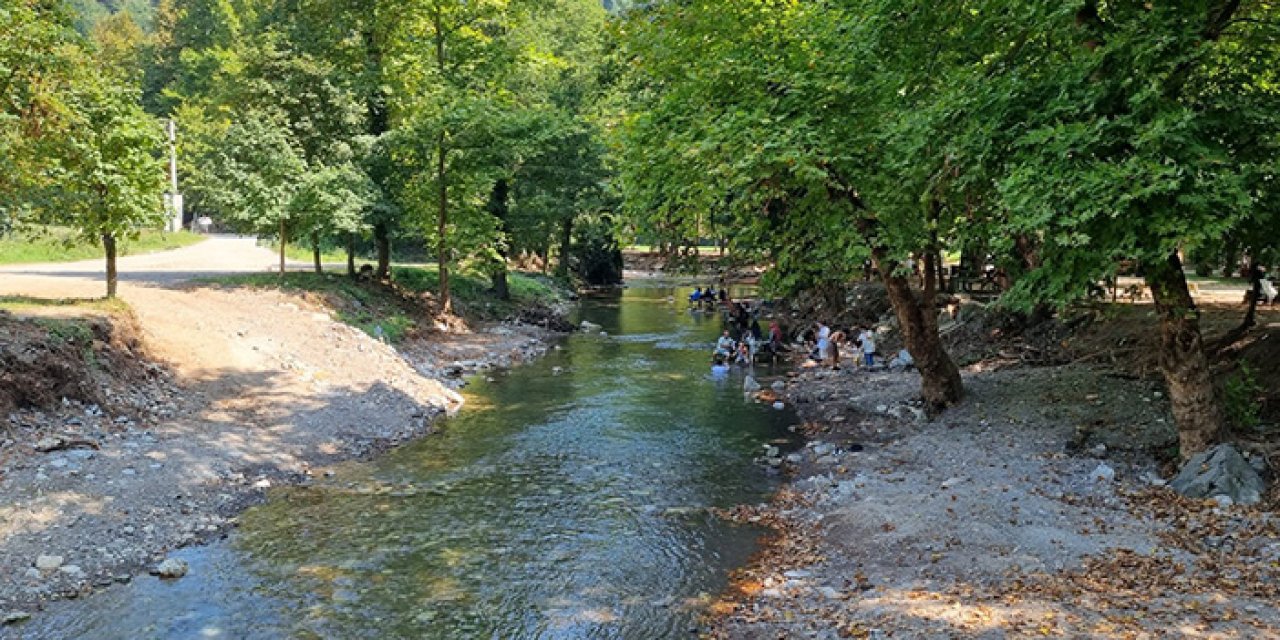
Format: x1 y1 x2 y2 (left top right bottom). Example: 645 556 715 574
0 226 205 264
0 294 130 314
255 239 352 265
200 266 565 343
391 265 563 318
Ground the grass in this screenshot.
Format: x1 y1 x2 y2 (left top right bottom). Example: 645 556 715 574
256 239 352 265
200 265 565 344
391 265 564 318
0 226 205 265
0 294 131 314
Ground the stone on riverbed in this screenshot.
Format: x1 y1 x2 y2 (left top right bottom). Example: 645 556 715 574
1170 444 1263 505
152 558 189 579
2 611 30 625
35 555 63 572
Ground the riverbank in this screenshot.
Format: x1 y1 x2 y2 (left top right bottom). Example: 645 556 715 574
0 242 571 625
708 359 1280 638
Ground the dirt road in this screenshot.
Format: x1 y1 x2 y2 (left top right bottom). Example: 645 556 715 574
0 237 552 618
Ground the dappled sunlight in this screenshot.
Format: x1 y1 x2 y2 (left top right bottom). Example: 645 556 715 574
837 577 1277 638
0 491 112 545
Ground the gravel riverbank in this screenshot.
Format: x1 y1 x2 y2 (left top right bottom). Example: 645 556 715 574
0 284 563 627
709 362 1280 638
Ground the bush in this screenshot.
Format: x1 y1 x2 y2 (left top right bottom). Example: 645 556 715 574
1223 362 1262 431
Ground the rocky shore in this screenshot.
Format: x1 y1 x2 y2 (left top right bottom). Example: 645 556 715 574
709 362 1280 638
0 288 565 626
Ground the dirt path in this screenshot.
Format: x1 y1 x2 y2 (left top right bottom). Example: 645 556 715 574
0 238 554 621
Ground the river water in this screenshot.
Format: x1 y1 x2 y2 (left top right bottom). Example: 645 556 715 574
23 286 797 639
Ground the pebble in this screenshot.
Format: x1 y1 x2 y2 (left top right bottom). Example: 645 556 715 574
35 555 64 571
1091 463 1116 482
2 611 30 625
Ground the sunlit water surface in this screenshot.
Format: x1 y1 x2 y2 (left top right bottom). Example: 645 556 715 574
22 286 796 640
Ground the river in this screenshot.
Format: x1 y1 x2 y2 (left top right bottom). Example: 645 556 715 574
23 286 797 639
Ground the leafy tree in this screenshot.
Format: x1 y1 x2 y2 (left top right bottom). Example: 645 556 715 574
1 0 86 233
53 80 167 297
978 0 1280 457
193 112 307 273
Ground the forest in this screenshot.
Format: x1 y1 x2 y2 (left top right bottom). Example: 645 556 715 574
3 0 1277 468
2 0 1280 635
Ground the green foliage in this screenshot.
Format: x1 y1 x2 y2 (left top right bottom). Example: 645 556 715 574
34 317 95 346
191 112 306 237
202 267 561 340
47 78 167 247
1223 363 1263 432
568 212 623 285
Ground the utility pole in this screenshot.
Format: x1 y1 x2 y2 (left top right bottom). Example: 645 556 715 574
164 119 184 232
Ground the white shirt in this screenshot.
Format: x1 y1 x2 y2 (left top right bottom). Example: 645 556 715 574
859 330 876 353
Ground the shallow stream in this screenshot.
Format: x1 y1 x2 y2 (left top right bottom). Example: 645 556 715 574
25 286 796 639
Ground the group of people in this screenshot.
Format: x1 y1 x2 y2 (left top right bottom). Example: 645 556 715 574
711 319 787 369
811 321 878 370
689 285 728 308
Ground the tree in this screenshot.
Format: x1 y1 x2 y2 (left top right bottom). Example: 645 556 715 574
1 0 86 233
54 80 167 297
193 113 307 274
983 1 1280 458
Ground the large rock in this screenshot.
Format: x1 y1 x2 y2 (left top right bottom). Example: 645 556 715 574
1170 444 1264 505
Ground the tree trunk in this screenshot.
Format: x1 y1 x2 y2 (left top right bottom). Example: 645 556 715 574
365 24 391 281
555 216 573 278
1145 251 1224 459
310 232 322 273
1240 260 1262 331
436 132 451 313
488 179 511 301
103 232 118 298
346 233 356 278
373 223 390 279
278 219 286 276
875 250 963 414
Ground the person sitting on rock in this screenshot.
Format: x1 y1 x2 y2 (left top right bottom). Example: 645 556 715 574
689 287 704 303
735 341 752 365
